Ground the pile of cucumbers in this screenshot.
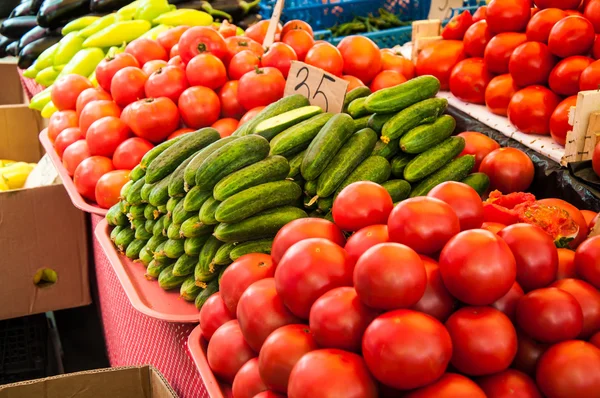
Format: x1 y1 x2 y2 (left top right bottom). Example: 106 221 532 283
105 74 490 311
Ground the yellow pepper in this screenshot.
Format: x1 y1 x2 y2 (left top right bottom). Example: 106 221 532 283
135 0 173 22
41 101 58 118
35 66 60 87
141 24 171 40
53 32 85 67
62 16 101 35
83 20 152 48
89 70 98 87
29 88 52 111
0 175 9 191
107 43 126 58
117 0 141 20
0 160 16 168
57 47 105 78
153 9 213 27
78 13 120 39
35 42 60 70
23 63 39 79
0 162 35 190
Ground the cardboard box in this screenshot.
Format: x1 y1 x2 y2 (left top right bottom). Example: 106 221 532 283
0 365 178 398
0 63 91 321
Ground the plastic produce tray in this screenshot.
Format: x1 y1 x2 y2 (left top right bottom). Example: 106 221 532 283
94 218 201 323
188 325 232 398
39 128 108 216
315 25 413 48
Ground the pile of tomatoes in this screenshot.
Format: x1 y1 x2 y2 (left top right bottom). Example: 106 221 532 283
417 0 600 147
200 175 600 398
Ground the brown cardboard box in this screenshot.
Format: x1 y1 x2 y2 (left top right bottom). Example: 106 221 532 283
0 365 179 397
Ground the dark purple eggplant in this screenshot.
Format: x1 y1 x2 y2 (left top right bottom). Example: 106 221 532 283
18 35 61 68
89 0 130 12
6 41 19 56
10 0 36 17
0 16 38 40
0 0 22 18
0 36 16 58
18 26 58 52
37 0 91 29
168 0 189 4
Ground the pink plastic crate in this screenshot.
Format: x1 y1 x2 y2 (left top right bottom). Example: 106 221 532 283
39 128 108 216
94 218 201 323
188 325 232 398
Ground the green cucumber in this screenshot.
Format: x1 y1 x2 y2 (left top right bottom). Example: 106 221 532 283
145 219 156 233
301 113 355 181
146 128 221 184
148 173 172 206
368 113 395 134
353 115 371 132
125 178 145 205
215 181 302 224
184 136 239 189
304 180 317 196
382 180 411 202
162 214 172 235
181 276 202 301
131 219 145 232
140 134 186 169
195 236 223 284
214 206 307 243
167 197 180 214
153 242 168 262
233 94 310 136
111 226 124 242
288 150 305 178
364 75 441 113
119 200 130 215
146 260 169 279
391 153 414 178
347 97 369 118
164 238 185 259
125 238 147 260
128 204 146 220
168 152 199 198
135 225 152 240
158 265 187 290
180 216 214 238
146 234 167 252
213 156 290 201
144 204 157 220
334 156 392 198
317 128 378 198
317 197 334 213
269 113 334 158
381 97 448 143
172 199 194 225
172 254 198 276
157 204 167 214
120 181 133 199
400 115 456 154
130 165 145 181
167 222 183 240
404 137 466 183
141 182 156 203
107 203 127 226
195 135 271 190
139 245 154 267
252 105 323 141
462 173 490 196
184 235 210 256
410 155 476 197
153 215 165 236
371 138 400 160
199 197 221 225
343 86 371 112
183 186 212 212
195 279 218 310
115 228 136 252
213 242 235 267
229 239 273 261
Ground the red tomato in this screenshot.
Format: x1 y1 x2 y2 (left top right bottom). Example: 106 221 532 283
442 10 473 40
125 38 167 66
62 140 90 176
54 127 82 158
362 310 452 390
232 358 267 398
585 0 600 33
144 65 188 103
526 8 568 43
509 42 556 87
281 20 313 37
592 331 600 348
178 26 228 64
79 100 121 137
261 42 298 78
464 20 493 57
157 25 188 53
199 292 234 341
486 0 531 33
534 0 581 8
48 110 78 143
536 340 600 398
337 36 382 84
484 33 527 74
212 118 238 138
557 248 577 280
513 330 550 375
369 70 407 92
482 221 507 234
411 256 456 322
239 106 266 126
517 287 584 343
141 60 167 76
550 95 578 146
473 5 488 21
207 320 256 384
185 53 227 90
549 56 594 96
169 44 179 58
228 49 261 81
245 20 281 45
416 40 466 90
380 52 415 79
178 86 221 129
446 307 517 376
95 53 140 93
478 369 542 397
167 54 184 68
538 198 588 248
167 128 193 140
484 74 518 117
480 147 535 193
591 213 600 230
282 29 314 61
449 58 494 104
457 131 501 171
112 137 153 170
580 59 600 90
75 87 112 118
552 278 600 338
492 281 525 321
110 67 148 108
122 97 179 143
439 229 517 305
253 392 285 398
341 75 365 91
237 67 285 110
224 36 264 62
583 210 598 227
549 16 595 57
258 324 318 394
427 182 484 230
288 349 378 398
73 156 114 202
305 42 344 77
275 238 353 319
576 236 600 289
51 75 93 111
388 197 460 255
218 80 245 119
85 116 131 157
236 278 300 352
332 181 393 232
344 224 388 264
94 169 129 209
405 373 487 398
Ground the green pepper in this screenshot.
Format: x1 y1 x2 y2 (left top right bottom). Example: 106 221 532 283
141 24 172 40
41 101 58 119
22 64 38 79
153 9 213 27
117 0 141 19
53 32 85 67
35 42 60 70
135 0 174 22
58 47 105 78
83 20 152 48
78 13 120 39
34 66 60 87
62 16 101 35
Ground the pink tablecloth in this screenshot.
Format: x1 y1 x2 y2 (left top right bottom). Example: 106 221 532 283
91 214 208 398
18 69 44 100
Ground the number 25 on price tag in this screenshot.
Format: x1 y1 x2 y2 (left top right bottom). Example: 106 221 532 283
284 61 349 114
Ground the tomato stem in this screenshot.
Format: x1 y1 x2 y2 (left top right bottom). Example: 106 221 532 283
197 43 208 53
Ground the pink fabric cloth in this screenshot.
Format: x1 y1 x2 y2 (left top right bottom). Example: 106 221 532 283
18 69 44 100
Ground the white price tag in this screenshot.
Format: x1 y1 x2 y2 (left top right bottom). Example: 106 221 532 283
284 61 349 114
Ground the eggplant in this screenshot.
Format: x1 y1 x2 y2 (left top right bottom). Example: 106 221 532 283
18 35 61 68
0 0 23 19
10 0 36 17
168 0 190 4
6 41 19 57
176 0 259 22
90 0 131 12
0 36 16 58
18 26 57 52
0 16 38 40
37 0 91 29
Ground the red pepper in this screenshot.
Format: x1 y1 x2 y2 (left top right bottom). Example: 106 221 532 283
441 10 474 40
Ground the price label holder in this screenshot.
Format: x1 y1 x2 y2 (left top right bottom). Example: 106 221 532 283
428 0 462 21
284 61 349 114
